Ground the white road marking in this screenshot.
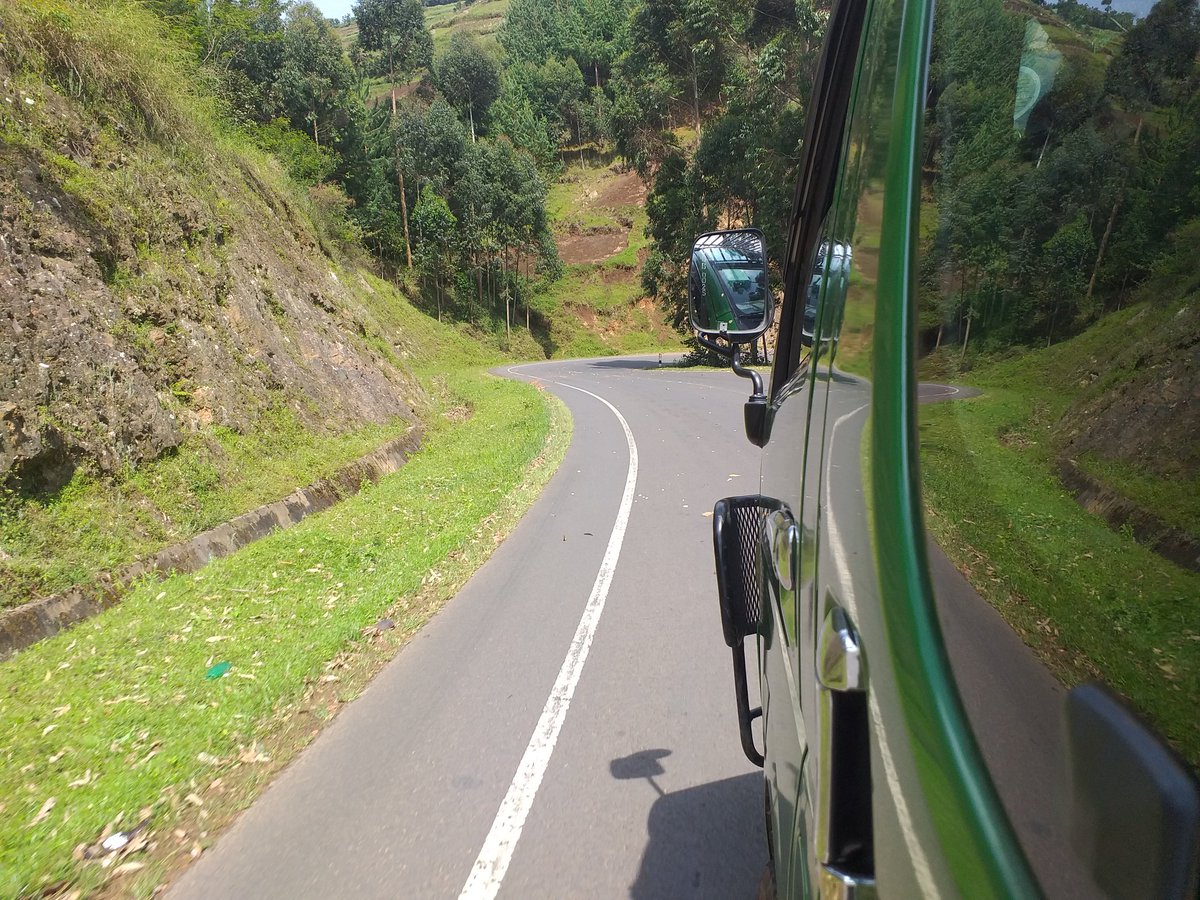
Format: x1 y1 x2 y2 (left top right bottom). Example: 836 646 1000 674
459 381 639 900
823 403 941 900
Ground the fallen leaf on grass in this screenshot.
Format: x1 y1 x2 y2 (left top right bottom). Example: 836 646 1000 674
68 769 93 788
112 861 145 876
27 796 55 828
132 746 161 769
184 793 204 807
197 752 222 766
237 743 270 764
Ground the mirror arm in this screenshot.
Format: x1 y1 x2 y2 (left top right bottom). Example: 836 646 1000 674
695 333 770 446
696 332 733 360
731 345 765 399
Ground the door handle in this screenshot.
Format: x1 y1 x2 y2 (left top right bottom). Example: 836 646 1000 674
815 603 875 897
817 603 865 691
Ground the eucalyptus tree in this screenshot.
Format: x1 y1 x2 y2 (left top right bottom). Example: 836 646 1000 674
1088 0 1200 300
411 186 458 321
277 1 353 146
434 34 501 141
353 0 433 114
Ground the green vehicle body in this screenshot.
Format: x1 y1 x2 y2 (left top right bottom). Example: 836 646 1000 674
699 0 1200 896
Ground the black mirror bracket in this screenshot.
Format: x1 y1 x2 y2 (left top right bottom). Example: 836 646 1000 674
697 334 771 447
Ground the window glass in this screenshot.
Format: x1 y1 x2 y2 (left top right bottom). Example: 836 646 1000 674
918 0 1199 895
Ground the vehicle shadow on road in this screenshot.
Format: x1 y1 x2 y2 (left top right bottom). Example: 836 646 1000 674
611 752 766 899
585 357 682 371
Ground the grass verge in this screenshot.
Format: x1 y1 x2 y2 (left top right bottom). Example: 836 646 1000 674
0 370 571 897
0 412 416 612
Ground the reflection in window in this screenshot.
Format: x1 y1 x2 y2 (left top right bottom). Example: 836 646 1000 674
917 0 1198 894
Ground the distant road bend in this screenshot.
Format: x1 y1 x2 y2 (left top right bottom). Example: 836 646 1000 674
170 355 768 900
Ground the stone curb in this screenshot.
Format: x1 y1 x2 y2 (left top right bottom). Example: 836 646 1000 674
1058 457 1200 573
0 426 424 661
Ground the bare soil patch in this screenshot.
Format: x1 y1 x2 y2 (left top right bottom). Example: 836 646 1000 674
557 231 629 266
569 304 599 328
595 168 647 207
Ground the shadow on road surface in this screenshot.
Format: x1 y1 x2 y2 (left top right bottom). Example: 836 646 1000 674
585 357 681 371
613 756 766 900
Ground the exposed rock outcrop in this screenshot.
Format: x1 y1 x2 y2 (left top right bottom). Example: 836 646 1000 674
0 67 424 496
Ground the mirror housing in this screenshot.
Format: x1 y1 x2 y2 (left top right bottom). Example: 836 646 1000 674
1065 682 1200 900
689 229 774 344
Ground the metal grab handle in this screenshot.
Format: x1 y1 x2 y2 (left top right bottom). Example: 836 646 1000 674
814 605 875 897
765 507 800 594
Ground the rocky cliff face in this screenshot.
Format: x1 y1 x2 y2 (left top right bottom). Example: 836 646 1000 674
0 65 424 496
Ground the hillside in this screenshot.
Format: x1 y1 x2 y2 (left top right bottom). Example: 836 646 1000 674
0 2 506 610
1 5 444 476
534 155 677 357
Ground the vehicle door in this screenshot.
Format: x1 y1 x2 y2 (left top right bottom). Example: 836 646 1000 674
755 0 870 894
765 0 1052 893
774 0 1200 896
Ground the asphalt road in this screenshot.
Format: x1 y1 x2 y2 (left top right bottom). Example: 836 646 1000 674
168 359 1093 899
170 356 770 900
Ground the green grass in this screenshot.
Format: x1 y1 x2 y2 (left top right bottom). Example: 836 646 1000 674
0 410 416 611
427 0 509 54
0 369 570 897
528 268 681 359
545 264 641 310
1077 453 1200 538
605 205 650 269
546 163 642 234
917 307 1200 767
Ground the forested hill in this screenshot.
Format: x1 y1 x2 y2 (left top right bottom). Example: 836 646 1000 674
3 0 1195 578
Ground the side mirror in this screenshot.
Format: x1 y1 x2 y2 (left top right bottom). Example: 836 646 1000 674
1065 682 1200 900
689 229 774 344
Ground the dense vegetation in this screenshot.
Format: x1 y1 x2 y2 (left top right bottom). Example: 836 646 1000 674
139 0 829 339
920 0 1200 353
145 0 561 339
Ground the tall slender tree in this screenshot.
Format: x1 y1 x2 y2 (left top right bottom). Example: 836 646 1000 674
354 0 432 114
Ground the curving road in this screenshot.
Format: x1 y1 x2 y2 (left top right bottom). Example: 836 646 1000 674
171 356 771 900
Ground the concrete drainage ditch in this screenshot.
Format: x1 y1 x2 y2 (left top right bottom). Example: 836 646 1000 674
0 426 423 661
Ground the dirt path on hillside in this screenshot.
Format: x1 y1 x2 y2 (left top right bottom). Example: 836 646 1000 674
555 169 647 266
595 168 647 207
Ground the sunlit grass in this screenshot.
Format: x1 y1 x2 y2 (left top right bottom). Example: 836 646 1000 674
428 0 508 53
0 370 570 897
0 264 512 612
